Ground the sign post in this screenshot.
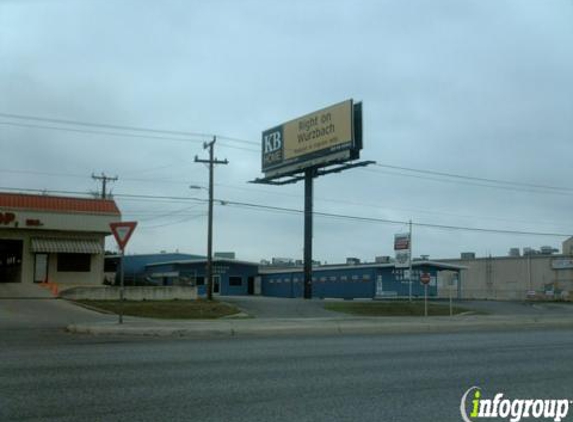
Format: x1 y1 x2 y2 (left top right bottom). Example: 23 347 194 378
450 277 455 317
109 221 137 324
420 272 431 317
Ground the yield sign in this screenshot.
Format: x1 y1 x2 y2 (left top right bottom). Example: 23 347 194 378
110 221 137 251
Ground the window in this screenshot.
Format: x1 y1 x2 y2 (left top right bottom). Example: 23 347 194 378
229 276 242 286
57 253 91 272
196 276 205 286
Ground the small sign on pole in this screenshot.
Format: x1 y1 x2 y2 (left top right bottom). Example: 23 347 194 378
110 222 137 251
109 221 137 324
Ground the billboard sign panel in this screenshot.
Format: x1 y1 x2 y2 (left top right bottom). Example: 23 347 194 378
262 100 361 178
394 233 411 268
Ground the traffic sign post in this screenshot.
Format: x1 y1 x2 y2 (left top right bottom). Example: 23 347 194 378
110 222 138 324
420 273 431 317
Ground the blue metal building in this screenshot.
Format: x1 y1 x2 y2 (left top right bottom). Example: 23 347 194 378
145 258 260 296
105 253 203 285
260 261 463 299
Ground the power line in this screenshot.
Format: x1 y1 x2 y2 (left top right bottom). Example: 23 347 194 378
0 121 207 144
0 112 259 146
371 163 573 193
0 112 213 139
0 166 569 225
218 199 571 237
0 187 570 237
2 111 570 192
360 167 573 197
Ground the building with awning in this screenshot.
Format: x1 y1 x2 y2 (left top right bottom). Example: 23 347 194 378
0 192 121 286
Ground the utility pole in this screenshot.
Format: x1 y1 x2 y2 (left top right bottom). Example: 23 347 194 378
92 173 118 199
195 137 228 301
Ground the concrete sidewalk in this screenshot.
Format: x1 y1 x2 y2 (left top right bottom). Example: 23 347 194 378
67 314 573 338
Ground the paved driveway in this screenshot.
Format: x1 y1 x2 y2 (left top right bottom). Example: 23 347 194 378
220 295 345 318
0 283 115 330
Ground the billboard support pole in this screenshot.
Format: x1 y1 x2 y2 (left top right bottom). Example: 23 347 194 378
303 168 314 299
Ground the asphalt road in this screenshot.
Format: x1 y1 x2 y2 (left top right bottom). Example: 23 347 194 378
3 286 573 422
3 324 573 421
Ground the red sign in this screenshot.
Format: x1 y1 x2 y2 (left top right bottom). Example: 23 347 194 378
420 273 431 285
0 212 16 225
394 233 410 250
110 221 137 251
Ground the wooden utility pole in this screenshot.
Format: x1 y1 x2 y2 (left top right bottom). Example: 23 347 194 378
194 137 228 301
92 173 118 199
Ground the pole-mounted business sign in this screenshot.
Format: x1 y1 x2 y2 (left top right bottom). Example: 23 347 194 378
262 99 361 178
394 233 411 269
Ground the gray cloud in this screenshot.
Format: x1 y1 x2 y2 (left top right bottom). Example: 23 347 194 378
1 0 572 263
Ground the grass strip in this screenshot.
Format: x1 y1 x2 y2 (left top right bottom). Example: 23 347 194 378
74 299 240 319
324 301 472 317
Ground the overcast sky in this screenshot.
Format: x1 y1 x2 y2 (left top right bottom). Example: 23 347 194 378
1 0 572 263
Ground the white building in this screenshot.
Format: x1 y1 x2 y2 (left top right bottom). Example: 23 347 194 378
0 192 121 286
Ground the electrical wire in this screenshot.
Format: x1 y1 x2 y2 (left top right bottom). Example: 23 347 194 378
0 185 569 237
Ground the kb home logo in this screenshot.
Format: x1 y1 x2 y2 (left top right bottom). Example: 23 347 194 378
262 126 283 168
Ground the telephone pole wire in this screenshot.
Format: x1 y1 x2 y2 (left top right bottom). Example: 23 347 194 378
91 173 118 199
194 136 228 301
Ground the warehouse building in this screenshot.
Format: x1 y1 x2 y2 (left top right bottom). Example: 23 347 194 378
136 256 462 299
260 260 463 299
440 239 573 300
144 258 260 296
0 192 120 286
104 252 203 285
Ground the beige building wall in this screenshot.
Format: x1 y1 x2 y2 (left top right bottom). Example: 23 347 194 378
562 237 573 256
442 255 573 300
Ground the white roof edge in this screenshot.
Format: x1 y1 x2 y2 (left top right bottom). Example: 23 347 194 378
145 257 259 268
259 260 466 274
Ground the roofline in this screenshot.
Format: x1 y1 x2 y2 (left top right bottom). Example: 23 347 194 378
0 191 121 215
259 260 466 274
145 257 259 268
439 254 571 262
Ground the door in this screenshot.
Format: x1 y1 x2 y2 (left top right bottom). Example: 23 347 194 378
247 276 255 295
212 275 221 295
34 253 49 283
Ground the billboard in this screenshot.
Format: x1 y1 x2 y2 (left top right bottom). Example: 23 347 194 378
261 100 362 178
394 233 411 269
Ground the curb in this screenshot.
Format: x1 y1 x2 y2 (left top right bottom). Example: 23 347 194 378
67 317 573 338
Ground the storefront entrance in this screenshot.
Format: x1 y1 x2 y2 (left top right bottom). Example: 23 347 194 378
0 239 23 283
